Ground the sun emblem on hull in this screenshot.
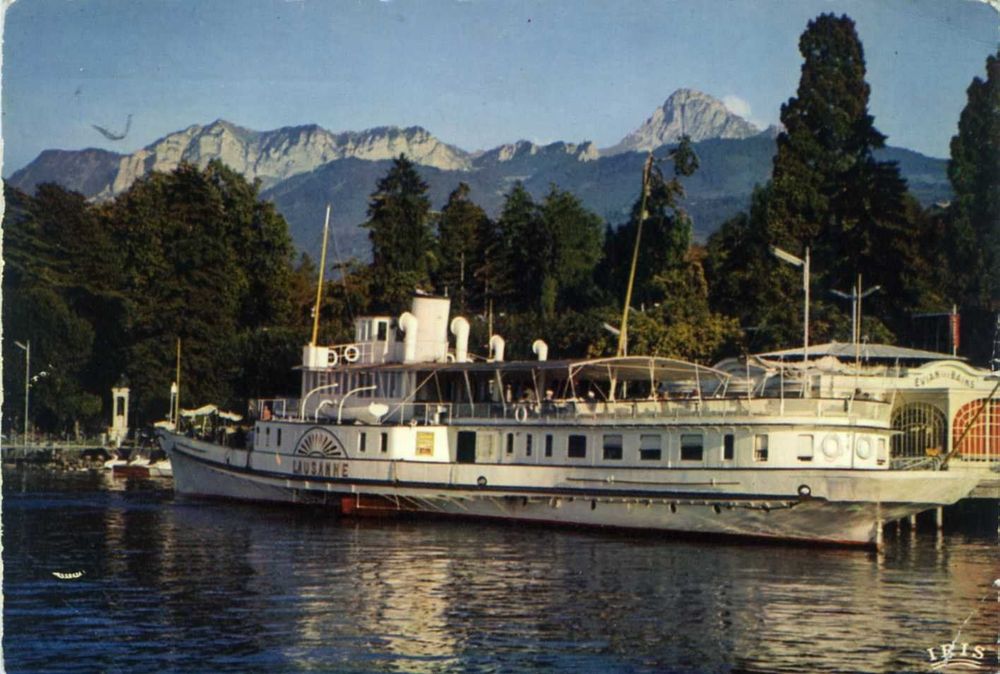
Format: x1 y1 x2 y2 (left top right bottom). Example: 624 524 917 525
295 427 347 458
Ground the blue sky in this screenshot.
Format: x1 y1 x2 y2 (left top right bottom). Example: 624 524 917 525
2 0 997 175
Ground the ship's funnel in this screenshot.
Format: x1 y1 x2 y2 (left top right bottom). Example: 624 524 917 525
450 316 470 363
410 295 450 362
532 339 548 362
489 334 505 362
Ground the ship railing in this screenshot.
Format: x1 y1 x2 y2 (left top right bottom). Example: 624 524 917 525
325 342 392 366
251 398 300 421
439 396 890 424
275 395 892 426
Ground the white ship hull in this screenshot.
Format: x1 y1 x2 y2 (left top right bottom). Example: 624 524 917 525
162 432 978 548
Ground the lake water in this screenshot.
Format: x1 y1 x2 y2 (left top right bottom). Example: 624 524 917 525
3 468 997 673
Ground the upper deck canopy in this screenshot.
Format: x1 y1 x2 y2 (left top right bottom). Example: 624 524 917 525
329 354 730 385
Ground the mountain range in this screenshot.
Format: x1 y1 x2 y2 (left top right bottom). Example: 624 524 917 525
8 89 951 261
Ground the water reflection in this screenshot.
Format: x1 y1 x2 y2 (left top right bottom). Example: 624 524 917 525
3 469 997 673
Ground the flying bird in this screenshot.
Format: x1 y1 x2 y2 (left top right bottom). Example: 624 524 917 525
92 114 132 141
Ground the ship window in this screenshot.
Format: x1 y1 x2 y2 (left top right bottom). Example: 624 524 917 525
376 320 388 341
877 438 888 465
723 434 734 461
797 434 814 461
681 434 703 461
380 432 388 453
506 433 514 455
276 429 282 447
754 434 769 462
526 434 533 457
568 434 587 459
545 434 553 458
359 432 367 453
602 434 623 460
640 434 661 461
266 427 271 446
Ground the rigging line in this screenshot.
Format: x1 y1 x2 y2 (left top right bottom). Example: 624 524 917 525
327 206 356 324
940 377 1000 468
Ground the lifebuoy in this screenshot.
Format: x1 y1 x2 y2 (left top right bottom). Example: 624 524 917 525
328 351 339 367
855 437 872 460
822 434 842 459
344 345 360 363
514 405 528 423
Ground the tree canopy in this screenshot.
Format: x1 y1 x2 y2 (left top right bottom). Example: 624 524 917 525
363 154 435 312
3 161 298 432
705 13 941 351
945 49 1000 360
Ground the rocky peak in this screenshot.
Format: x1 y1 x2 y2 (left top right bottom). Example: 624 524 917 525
474 139 598 166
603 89 761 155
93 121 472 199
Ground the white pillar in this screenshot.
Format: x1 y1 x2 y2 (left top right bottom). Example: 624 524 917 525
110 386 130 448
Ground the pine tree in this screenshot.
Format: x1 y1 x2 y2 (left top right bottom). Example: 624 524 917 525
536 185 604 316
768 14 914 327
435 182 489 314
706 13 926 350
494 182 541 312
364 155 435 311
948 49 1000 310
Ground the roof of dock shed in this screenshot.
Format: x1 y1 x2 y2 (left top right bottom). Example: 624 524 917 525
756 342 964 363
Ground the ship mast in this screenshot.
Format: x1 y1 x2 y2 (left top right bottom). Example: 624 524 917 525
617 153 655 357
310 205 332 346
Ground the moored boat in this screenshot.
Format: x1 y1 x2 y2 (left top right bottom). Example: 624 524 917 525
159 294 980 548
109 449 172 479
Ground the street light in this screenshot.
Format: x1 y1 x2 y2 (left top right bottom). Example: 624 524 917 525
770 246 810 367
830 275 881 346
13 340 29 447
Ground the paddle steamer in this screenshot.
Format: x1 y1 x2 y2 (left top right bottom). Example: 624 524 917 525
159 293 979 548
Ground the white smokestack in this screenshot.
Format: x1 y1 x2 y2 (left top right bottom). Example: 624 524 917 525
489 334 505 362
532 339 548 362
450 316 470 363
398 312 419 363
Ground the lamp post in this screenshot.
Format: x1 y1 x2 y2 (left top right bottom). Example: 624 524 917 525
771 246 810 367
830 275 881 345
14 340 30 447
